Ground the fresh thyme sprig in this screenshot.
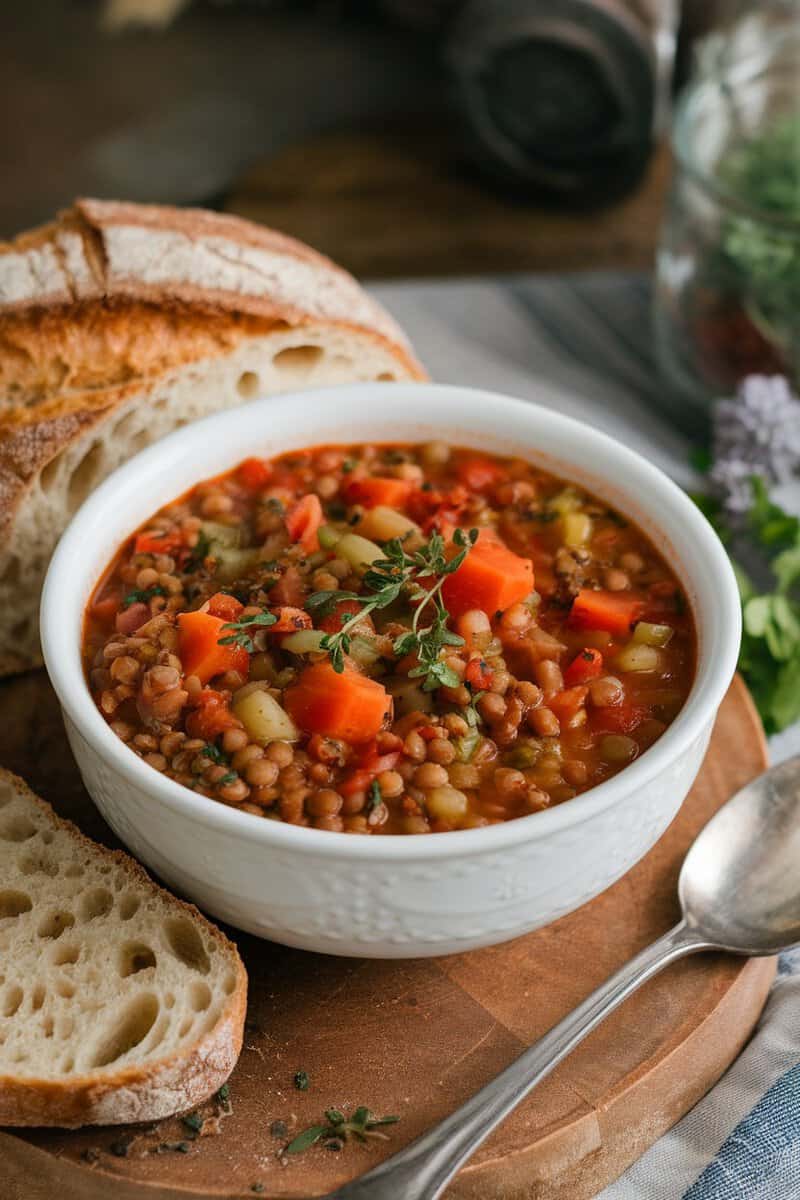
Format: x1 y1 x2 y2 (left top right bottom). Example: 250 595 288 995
306 528 478 688
284 1107 399 1156
218 611 277 653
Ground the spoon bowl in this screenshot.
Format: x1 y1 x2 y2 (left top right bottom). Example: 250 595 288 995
680 757 800 954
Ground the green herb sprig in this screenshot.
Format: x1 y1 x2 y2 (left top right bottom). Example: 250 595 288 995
307 528 478 690
122 585 166 609
218 611 277 653
284 1107 399 1156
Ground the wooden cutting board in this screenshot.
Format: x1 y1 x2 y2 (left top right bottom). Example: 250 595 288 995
0 672 775 1200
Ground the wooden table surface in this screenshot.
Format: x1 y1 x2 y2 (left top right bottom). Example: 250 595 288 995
226 122 672 281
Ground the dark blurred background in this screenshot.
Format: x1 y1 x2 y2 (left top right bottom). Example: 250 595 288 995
1 1 729 276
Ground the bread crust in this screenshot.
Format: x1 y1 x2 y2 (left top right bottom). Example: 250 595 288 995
0 769 247 1128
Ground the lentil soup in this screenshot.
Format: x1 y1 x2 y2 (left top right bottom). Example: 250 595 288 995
83 443 696 834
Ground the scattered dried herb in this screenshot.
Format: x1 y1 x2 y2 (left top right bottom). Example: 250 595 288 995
284 1106 399 1156
122 585 166 609
293 1070 310 1091
109 1134 135 1158
270 1119 288 1138
181 1112 203 1136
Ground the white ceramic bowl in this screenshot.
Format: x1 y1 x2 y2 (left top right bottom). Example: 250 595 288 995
41 383 741 958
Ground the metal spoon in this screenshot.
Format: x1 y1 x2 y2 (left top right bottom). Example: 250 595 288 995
326 757 800 1200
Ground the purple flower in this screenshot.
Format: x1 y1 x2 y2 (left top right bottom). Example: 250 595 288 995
710 375 800 515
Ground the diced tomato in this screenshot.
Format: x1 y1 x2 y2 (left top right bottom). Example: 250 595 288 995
206 592 244 622
548 686 588 722
177 611 250 684
91 592 121 623
591 704 648 735
465 657 494 690
564 647 604 686
407 484 469 532
185 689 239 741
268 566 306 608
343 476 413 509
268 606 313 634
441 528 534 620
568 589 645 638
286 494 323 553
318 598 364 634
339 745 401 796
416 724 441 741
456 456 506 493
284 661 392 743
237 457 272 491
134 529 186 556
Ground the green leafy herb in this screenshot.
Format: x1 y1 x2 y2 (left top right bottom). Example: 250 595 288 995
181 1112 203 1136
218 772 238 787
702 476 800 732
293 1070 310 1091
284 1107 400 1156
122 585 166 609
308 528 478 690
215 1083 231 1113
366 780 383 813
218 611 277 652
186 530 212 568
201 743 228 765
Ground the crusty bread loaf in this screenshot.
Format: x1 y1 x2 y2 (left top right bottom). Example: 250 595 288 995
0 769 246 1127
0 198 426 676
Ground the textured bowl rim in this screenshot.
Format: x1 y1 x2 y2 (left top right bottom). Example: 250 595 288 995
41 382 741 862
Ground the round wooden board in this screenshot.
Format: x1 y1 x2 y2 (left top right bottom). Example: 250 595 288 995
0 673 775 1200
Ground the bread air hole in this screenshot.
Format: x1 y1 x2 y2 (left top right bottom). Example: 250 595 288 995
51 943 79 967
64 863 84 879
38 910 75 939
79 887 113 921
236 370 260 398
272 345 324 374
189 981 211 1012
119 894 140 920
0 814 37 842
2 985 23 1017
31 984 46 1011
0 890 32 918
91 993 159 1068
377 372 396 381
119 942 156 977
18 850 58 877
67 441 106 512
55 978 75 1000
163 917 210 975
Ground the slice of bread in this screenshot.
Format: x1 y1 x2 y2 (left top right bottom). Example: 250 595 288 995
0 769 246 1128
0 197 426 676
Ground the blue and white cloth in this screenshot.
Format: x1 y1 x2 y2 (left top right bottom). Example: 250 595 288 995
373 272 800 1199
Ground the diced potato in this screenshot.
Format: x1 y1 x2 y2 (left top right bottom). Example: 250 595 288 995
281 629 328 655
615 642 660 672
348 634 382 670
336 532 384 573
561 512 592 548
233 688 299 744
546 487 583 515
426 785 469 823
385 675 434 716
359 505 421 545
632 621 674 648
201 521 241 549
213 547 259 583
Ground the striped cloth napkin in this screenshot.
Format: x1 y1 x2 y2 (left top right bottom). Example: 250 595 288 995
373 271 800 1199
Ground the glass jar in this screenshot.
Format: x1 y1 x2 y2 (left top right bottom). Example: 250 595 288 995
654 21 800 430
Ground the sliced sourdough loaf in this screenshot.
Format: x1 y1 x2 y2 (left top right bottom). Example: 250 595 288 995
0 198 426 675
0 769 246 1127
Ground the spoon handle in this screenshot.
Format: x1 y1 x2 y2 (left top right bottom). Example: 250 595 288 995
328 920 710 1200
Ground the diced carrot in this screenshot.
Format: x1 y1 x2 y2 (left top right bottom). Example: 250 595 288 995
237 457 272 491
456 456 507 493
134 529 185 556
465 657 494 690
286 494 323 553
568 589 645 638
344 476 413 509
186 689 239 741
441 528 534 620
206 592 244 622
564 647 604 686
177 611 249 684
591 704 648 735
318 598 364 634
283 661 392 743
268 566 306 608
548 686 588 722
268 606 313 634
